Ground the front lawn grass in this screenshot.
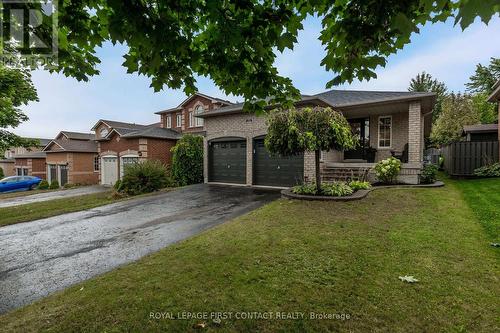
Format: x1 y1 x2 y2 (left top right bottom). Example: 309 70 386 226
452 177 500 242
0 191 116 227
0 180 499 332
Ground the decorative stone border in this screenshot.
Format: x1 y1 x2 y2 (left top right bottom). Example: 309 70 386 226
281 181 444 201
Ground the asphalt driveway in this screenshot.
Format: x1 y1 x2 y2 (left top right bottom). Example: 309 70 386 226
0 185 107 208
0 184 279 314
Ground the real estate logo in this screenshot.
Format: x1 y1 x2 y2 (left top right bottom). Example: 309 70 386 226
0 0 58 67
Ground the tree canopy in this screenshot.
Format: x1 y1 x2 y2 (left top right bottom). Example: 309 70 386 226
0 64 39 151
430 93 480 145
408 72 448 122
3 1 499 111
466 57 500 94
266 107 356 192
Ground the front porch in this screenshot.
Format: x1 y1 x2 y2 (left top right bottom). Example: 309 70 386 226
306 100 432 185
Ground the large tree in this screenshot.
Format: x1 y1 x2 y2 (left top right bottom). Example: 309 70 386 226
1 1 499 112
0 64 39 151
265 107 357 193
408 72 448 122
466 57 500 94
430 93 481 145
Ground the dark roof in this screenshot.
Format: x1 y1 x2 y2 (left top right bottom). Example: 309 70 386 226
60 131 94 141
121 127 181 140
45 139 98 153
31 138 52 147
155 93 233 114
0 159 15 163
488 79 500 102
13 151 47 159
462 124 498 134
199 89 436 118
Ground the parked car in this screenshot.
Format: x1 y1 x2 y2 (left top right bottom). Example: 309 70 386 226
0 176 42 193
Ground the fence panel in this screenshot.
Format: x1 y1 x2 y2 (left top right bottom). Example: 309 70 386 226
441 141 499 176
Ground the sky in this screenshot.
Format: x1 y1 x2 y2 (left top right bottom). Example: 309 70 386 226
13 15 500 139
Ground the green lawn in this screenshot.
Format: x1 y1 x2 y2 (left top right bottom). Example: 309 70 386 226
0 178 499 332
0 188 59 199
0 191 116 227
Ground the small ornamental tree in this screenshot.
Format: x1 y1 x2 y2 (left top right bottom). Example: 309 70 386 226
171 134 204 186
265 107 357 194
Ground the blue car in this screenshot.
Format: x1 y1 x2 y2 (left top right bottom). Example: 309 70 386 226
0 176 42 193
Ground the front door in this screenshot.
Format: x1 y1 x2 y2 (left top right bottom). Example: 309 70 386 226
344 118 370 161
102 156 118 185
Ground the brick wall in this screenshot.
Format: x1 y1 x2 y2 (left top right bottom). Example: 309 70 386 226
46 152 98 185
147 138 177 166
99 132 140 155
408 102 422 164
0 161 15 176
32 158 47 179
369 111 409 161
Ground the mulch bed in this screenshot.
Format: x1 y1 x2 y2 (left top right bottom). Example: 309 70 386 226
281 181 444 201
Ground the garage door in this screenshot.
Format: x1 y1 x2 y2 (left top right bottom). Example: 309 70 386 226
101 156 118 185
253 138 304 187
209 139 246 184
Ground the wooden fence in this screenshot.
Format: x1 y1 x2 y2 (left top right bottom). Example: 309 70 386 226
441 141 499 176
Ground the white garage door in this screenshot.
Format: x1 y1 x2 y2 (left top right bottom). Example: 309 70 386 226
101 156 118 185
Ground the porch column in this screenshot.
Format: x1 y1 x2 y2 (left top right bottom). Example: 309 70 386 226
408 101 422 164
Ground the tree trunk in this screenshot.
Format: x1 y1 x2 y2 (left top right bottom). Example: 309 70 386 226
315 149 321 194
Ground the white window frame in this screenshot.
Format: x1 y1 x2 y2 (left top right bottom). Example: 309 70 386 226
194 105 204 127
377 115 392 149
93 155 100 172
120 154 139 177
189 112 194 128
165 115 172 128
176 113 182 128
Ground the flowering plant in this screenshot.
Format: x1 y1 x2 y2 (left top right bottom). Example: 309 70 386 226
374 157 401 184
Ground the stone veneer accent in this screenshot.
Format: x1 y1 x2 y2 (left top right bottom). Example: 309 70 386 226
408 101 422 164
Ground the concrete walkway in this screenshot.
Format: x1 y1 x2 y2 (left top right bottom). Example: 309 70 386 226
0 186 108 208
0 184 279 314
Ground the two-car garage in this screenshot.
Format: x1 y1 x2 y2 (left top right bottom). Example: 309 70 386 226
208 136 304 187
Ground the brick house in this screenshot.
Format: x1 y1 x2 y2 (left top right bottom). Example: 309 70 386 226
487 79 500 157
199 90 436 187
13 151 47 179
43 131 99 186
155 93 233 134
91 120 180 185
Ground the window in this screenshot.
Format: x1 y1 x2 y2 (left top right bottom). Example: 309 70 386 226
176 113 182 127
194 105 204 127
189 112 194 127
100 127 109 138
165 115 172 128
94 155 100 172
16 168 28 176
378 116 392 148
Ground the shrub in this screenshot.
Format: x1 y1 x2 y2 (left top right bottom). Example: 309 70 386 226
120 160 169 195
349 180 371 191
38 179 49 190
474 163 500 177
438 155 445 170
0 167 4 179
113 179 122 191
322 182 353 197
292 183 318 195
374 157 401 184
63 183 78 189
171 134 203 186
49 180 60 189
292 182 353 197
420 164 438 184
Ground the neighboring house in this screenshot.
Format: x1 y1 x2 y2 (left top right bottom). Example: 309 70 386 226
13 151 47 178
199 90 436 186
487 79 500 156
462 124 498 142
0 159 15 177
155 92 233 134
91 120 181 185
3 138 51 159
43 131 99 186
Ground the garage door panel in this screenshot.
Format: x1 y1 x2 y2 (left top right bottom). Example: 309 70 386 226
253 139 303 187
209 140 246 184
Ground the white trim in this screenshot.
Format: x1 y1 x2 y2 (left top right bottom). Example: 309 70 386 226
377 115 392 149
194 105 204 127
166 115 172 128
176 113 182 128
101 155 118 185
